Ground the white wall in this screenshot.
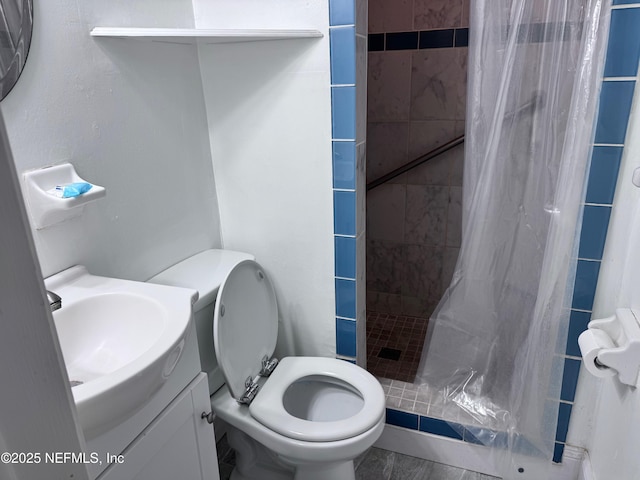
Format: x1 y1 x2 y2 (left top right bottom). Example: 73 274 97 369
568 79 640 479
193 0 336 357
1 0 222 281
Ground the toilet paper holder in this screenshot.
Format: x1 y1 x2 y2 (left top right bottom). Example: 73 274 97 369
578 308 640 387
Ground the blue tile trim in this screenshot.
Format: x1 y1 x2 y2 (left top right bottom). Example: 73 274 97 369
419 417 464 440
334 190 356 235
454 28 469 47
553 442 565 464
613 0 640 6
419 29 455 49
594 81 635 144
335 278 356 319
329 0 355 26
336 318 357 356
332 141 356 189
331 86 356 139
555 403 572 443
578 205 612 260
586 146 623 205
566 310 591 357
386 31 419 50
330 27 356 85
561 358 582 403
572 260 601 311
386 409 419 430
605 8 640 77
335 236 356 279
368 33 385 51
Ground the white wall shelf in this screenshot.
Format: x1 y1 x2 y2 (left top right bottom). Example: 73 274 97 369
90 27 323 45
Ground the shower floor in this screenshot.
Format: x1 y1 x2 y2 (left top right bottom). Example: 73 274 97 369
366 311 429 383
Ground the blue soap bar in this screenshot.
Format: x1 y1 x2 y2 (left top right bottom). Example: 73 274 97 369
50 182 93 198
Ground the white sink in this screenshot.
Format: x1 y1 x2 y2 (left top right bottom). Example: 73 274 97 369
44 266 197 438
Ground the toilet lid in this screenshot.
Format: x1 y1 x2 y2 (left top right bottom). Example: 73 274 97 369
213 260 278 401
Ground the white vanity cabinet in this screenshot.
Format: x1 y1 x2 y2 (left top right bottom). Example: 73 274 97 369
98 373 219 480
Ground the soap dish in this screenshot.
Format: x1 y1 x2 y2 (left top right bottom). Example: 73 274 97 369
22 163 106 229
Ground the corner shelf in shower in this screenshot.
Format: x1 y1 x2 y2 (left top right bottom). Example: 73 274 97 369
90 27 324 45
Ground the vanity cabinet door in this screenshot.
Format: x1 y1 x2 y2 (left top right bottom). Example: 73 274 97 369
99 373 219 480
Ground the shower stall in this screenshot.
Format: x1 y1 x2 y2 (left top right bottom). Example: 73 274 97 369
366 0 610 478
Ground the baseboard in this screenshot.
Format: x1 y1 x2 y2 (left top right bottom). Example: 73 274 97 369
375 425 591 480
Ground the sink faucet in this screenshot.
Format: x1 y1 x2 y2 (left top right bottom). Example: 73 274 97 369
47 290 62 312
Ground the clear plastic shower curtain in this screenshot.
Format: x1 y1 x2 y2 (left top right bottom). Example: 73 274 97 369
416 0 610 477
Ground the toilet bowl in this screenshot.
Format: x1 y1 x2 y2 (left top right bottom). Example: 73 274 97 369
149 250 385 480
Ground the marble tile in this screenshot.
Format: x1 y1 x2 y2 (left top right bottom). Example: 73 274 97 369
355 448 395 480
369 51 413 122
389 453 434 480
367 183 406 242
367 291 402 313
403 244 445 299
442 247 460 291
355 0 368 36
357 142 367 235
367 239 405 294
356 35 368 143
401 294 440 318
406 150 452 186
446 186 462 247
408 120 457 163
410 48 467 121
356 232 367 366
369 0 413 33
414 0 463 30
461 0 470 27
367 122 409 184
404 185 448 246
449 142 465 187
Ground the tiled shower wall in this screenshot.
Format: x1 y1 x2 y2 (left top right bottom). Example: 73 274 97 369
366 0 469 318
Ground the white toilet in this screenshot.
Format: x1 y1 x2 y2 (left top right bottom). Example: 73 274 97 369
149 249 386 480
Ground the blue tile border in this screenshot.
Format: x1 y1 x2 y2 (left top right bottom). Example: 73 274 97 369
331 87 356 139
578 205 612 260
419 417 464 440
605 7 640 77
335 236 357 279
586 146 623 205
335 278 356 319
330 27 356 85
572 260 601 311
386 31 419 50
336 318 357 356
560 358 582 403
367 28 470 52
555 403 572 443
386 409 419 430
329 0 355 26
566 310 591 357
594 81 635 144
334 190 357 235
419 29 455 49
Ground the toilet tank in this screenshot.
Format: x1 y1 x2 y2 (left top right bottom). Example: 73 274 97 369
148 249 255 394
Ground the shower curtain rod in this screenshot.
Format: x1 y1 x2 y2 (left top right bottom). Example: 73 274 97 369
366 92 544 192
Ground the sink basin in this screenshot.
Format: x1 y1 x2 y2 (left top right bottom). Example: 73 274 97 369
44 266 197 438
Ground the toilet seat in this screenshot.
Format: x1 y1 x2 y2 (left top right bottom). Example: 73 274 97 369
213 259 385 444
249 356 386 442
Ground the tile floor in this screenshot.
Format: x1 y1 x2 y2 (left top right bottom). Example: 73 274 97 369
366 311 430 383
216 435 499 480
